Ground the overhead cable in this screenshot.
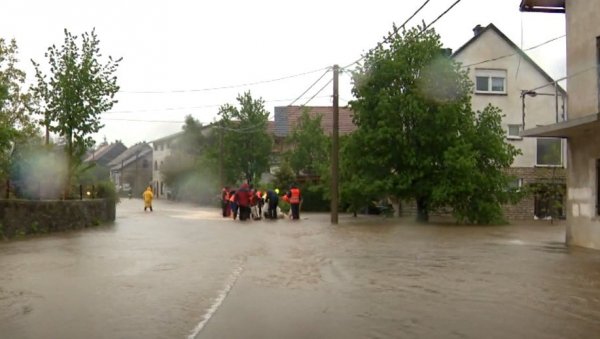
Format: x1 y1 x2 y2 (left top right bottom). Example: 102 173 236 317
104 95 331 114
288 68 332 106
342 0 433 69
461 34 566 68
301 77 334 106
118 66 330 94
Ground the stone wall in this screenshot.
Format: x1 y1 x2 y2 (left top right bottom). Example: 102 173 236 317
0 199 116 239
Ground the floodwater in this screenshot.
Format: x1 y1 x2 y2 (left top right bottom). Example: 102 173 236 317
1 199 599 339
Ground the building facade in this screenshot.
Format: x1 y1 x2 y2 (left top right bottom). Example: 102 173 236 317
521 0 600 249
150 132 183 199
108 142 153 197
452 23 567 219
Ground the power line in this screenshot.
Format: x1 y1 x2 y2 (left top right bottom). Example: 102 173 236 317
342 0 463 71
421 0 462 32
342 0 432 69
118 66 330 94
104 95 331 114
461 34 565 68
103 117 272 134
288 68 331 106
526 64 596 92
301 77 334 106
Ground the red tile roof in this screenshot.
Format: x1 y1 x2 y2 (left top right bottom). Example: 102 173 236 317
274 106 356 137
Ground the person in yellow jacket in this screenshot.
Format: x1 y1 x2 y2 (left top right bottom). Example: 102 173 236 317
143 186 154 212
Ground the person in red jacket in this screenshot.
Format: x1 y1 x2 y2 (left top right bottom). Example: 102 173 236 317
235 183 251 221
286 184 302 220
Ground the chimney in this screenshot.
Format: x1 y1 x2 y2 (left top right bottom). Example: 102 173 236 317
473 24 484 36
441 48 453 57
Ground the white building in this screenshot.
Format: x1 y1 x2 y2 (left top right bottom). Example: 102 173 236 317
452 23 567 219
150 132 183 199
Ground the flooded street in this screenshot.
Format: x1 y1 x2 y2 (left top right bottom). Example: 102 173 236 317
1 199 600 338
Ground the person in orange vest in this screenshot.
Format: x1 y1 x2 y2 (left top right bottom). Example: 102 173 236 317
286 184 302 220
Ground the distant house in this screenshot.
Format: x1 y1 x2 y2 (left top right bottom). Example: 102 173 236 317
520 1 600 249
271 105 355 163
84 141 127 167
273 105 355 138
150 131 184 199
452 23 567 219
109 142 153 196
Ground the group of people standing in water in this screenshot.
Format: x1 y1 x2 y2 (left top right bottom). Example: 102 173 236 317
221 183 302 221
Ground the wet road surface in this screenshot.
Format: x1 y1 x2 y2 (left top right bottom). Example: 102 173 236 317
1 199 600 338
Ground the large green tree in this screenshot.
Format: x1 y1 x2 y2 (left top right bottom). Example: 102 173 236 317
216 91 272 185
284 108 329 177
0 38 39 181
32 28 121 196
347 26 520 223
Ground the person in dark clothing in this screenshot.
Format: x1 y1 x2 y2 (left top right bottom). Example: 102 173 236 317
221 187 231 217
264 189 280 219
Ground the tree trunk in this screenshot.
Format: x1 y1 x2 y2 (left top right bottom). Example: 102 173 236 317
416 197 429 223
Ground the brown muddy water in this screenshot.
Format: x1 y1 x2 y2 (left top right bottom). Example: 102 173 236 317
1 199 599 339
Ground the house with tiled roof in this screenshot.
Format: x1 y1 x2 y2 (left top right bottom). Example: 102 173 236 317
273 105 355 137
109 142 153 196
84 141 127 167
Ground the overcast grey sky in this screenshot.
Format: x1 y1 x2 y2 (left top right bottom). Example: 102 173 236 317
0 0 565 147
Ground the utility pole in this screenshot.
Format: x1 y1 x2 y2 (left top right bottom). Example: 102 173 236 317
219 126 224 189
331 64 340 224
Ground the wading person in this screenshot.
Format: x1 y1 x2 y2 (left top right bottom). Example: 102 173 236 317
221 186 231 217
143 186 154 212
235 183 251 221
229 190 238 220
287 184 302 220
264 188 279 219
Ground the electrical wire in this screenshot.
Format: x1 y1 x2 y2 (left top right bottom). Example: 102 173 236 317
301 77 334 106
526 64 597 92
461 34 565 68
288 68 331 106
421 0 462 32
104 95 331 114
118 66 330 94
342 0 462 71
342 0 433 69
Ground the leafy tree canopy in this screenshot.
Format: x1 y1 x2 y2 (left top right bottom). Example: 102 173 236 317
0 38 39 180
284 108 330 177
217 91 272 185
32 28 121 195
346 26 521 223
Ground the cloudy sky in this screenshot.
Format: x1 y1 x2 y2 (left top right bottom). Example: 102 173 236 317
0 0 565 147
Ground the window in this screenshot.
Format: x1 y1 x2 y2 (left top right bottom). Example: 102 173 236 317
475 69 507 94
154 160 158 170
507 124 522 139
536 138 562 166
508 178 523 191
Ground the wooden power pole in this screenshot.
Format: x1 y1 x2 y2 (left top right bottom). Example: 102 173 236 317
331 65 339 224
219 126 224 189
